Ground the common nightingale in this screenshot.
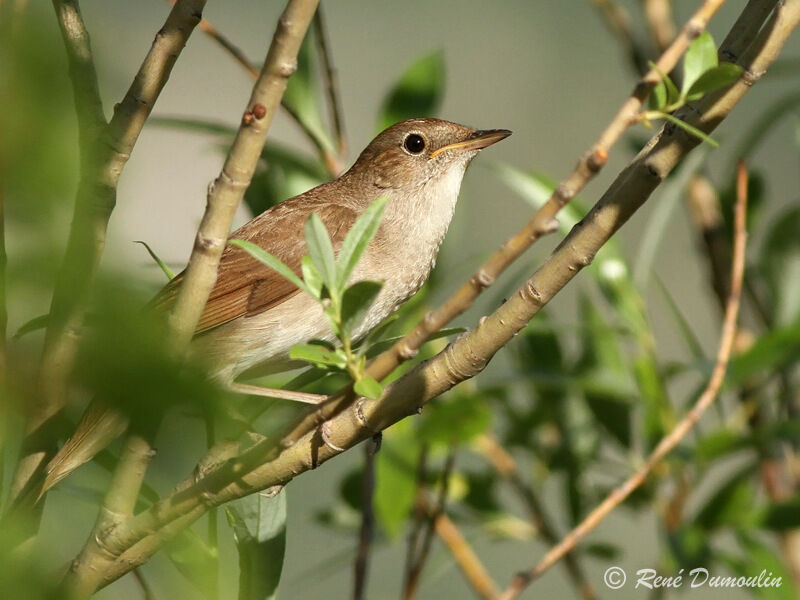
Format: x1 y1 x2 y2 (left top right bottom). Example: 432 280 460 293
41 118 511 493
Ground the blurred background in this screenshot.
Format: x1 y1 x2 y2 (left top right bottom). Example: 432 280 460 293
2 1 800 599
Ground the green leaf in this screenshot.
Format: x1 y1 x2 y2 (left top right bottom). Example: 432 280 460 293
150 115 238 137
363 327 465 358
336 196 388 288
760 494 800 530
289 343 348 370
686 62 743 101
659 112 719 147
133 240 174 280
13 313 49 340
164 529 218 598
304 213 338 297
648 61 680 110
419 392 491 445
282 31 334 156
728 318 800 385
374 420 419 538
340 280 383 340
354 376 383 399
723 532 797 600
229 240 311 297
301 255 323 299
226 489 287 600
693 463 759 530
377 51 445 132
246 143 328 215
760 206 800 325
682 31 718 96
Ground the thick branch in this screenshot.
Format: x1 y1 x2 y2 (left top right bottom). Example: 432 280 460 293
166 0 320 351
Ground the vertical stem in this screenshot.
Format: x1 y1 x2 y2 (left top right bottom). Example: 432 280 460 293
353 435 379 600
313 7 346 162
205 413 219 600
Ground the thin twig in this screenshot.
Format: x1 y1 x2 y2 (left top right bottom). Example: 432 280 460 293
404 448 456 599
434 512 500 600
642 0 677 53
313 7 346 161
474 434 597 600
403 444 430 594
498 159 749 600
353 434 380 600
590 0 649 74
132 568 156 600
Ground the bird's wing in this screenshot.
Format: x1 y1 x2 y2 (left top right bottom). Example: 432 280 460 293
151 200 359 334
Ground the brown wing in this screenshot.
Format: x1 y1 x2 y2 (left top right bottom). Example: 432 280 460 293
151 197 359 334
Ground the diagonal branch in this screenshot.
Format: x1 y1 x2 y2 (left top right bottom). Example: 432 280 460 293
498 158 749 600
10 0 206 504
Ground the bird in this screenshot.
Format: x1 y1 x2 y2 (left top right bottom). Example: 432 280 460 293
39 117 511 495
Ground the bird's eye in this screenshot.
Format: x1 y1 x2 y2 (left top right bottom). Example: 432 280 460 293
403 133 426 155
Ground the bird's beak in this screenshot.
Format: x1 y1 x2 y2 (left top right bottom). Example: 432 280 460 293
429 128 512 158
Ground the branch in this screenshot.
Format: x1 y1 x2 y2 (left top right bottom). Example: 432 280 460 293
353 435 379 600
474 434 597 600
64 0 797 588
590 0 649 74
642 0 677 53
498 157 749 600
166 0 319 351
174 0 343 177
434 512 499 600
11 0 206 503
313 6 346 160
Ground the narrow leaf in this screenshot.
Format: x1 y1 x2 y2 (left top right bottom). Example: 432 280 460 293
336 196 388 287
304 213 338 296
686 62 743 101
340 280 383 339
134 240 174 280
659 112 719 147
354 376 383 400
648 60 680 108
289 343 348 370
682 31 718 96
364 326 465 358
378 51 445 132
226 489 287 600
301 255 323 299
13 313 49 339
229 239 311 296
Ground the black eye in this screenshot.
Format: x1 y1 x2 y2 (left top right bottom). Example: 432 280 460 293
403 133 426 154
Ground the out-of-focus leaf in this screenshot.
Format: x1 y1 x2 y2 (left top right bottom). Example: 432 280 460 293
133 240 174 280
728 318 800 385
336 197 388 288
760 205 800 325
667 524 712 570
582 381 633 448
374 420 419 539
653 274 705 361
377 51 445 132
282 31 334 155
759 494 800 530
226 489 287 600
686 63 743 101
583 542 621 560
481 513 536 540
732 91 800 167
229 240 311 297
694 428 745 461
693 463 759 530
721 532 797 600
462 471 500 514
340 281 383 340
354 376 383 400
245 143 328 215
13 313 49 339
682 32 718 96
165 529 218 598
419 393 491 446
289 343 347 370
304 213 337 297
363 327 464 358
